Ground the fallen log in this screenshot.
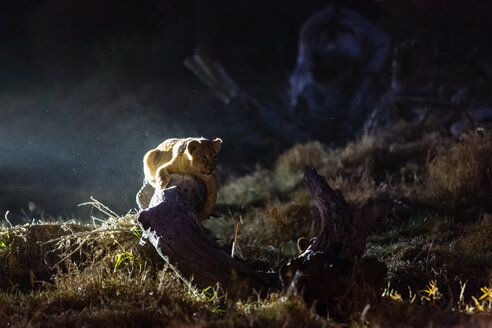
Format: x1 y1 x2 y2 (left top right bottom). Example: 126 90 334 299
137 167 385 316
137 175 277 296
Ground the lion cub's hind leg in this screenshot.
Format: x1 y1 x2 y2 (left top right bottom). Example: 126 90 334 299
144 148 173 187
143 149 159 185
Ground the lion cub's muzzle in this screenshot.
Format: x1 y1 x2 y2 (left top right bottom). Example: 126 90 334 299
201 168 215 175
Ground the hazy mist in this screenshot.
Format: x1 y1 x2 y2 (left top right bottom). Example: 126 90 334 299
1 0 491 223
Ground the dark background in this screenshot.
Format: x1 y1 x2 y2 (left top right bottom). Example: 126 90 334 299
1 0 491 223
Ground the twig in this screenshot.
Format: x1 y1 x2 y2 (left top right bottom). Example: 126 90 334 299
231 216 242 258
4 211 13 228
78 197 120 219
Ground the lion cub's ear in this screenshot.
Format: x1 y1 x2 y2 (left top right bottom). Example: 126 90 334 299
187 140 201 155
213 138 222 153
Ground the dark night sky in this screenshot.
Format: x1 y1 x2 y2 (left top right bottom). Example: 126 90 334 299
1 0 491 222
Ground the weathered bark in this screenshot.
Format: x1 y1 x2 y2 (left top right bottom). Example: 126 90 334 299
137 175 277 295
136 179 154 211
303 166 369 260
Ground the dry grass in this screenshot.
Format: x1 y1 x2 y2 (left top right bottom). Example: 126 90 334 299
458 214 492 255
274 141 341 189
3 132 492 326
339 133 385 169
0 209 219 327
423 132 492 207
217 168 274 206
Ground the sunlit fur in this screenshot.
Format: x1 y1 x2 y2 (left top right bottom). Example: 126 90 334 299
143 137 222 218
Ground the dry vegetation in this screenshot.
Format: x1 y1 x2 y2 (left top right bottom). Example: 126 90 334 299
2 129 492 327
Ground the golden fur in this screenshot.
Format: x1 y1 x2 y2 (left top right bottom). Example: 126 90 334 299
143 137 222 218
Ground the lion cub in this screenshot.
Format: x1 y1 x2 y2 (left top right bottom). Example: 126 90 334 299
143 137 222 218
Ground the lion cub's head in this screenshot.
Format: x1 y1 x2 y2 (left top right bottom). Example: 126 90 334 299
186 138 222 176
